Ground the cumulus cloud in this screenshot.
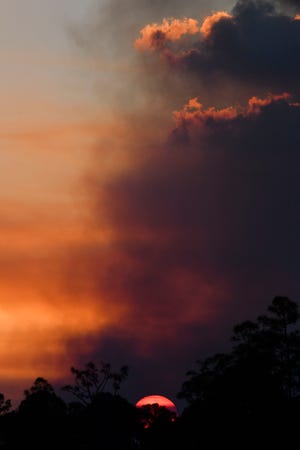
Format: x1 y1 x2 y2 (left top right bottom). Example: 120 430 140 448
172 92 291 133
200 11 233 37
135 0 300 92
135 17 201 51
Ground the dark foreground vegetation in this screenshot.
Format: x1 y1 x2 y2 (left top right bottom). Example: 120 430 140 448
0 296 300 449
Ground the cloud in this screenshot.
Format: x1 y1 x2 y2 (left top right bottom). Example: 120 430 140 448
81 92 300 392
200 11 233 37
278 0 300 10
4 91 299 402
135 17 201 51
172 92 291 134
28 0 299 405
135 0 300 92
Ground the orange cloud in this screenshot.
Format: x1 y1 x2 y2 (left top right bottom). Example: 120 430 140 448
135 12 233 53
173 97 239 128
173 93 292 129
247 92 291 113
200 11 233 38
135 17 200 51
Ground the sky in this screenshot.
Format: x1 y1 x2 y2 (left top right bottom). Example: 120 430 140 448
1 0 300 409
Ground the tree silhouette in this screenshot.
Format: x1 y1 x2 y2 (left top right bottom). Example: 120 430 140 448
19 377 66 418
138 403 176 429
23 376 55 397
62 361 129 405
256 296 300 399
179 297 300 404
178 297 300 450
0 393 11 415
136 404 178 450
82 392 139 449
12 377 67 450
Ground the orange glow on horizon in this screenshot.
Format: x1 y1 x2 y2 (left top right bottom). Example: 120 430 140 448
0 291 116 380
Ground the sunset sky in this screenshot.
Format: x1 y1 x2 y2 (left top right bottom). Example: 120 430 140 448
1 0 300 408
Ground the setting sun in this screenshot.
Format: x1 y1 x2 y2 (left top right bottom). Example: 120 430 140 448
136 395 178 414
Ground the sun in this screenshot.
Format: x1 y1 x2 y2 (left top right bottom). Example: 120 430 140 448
135 394 178 415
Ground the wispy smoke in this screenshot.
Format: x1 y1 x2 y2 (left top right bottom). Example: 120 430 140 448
65 0 300 401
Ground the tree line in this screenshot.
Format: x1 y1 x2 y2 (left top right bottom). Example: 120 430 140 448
0 296 299 449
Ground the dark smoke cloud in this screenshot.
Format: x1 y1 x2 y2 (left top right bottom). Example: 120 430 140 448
136 0 300 93
79 93 300 401
68 0 300 403
276 0 300 10
98 94 300 282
